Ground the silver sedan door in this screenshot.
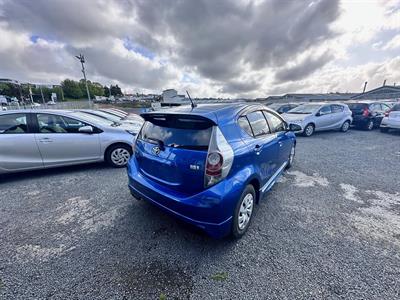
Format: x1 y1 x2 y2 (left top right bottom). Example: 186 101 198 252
0 113 44 173
34 113 101 167
314 105 333 130
330 104 346 129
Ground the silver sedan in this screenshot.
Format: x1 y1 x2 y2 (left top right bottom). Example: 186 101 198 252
282 103 353 137
0 109 140 174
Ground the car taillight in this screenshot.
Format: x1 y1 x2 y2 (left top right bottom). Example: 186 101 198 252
384 109 391 117
204 126 234 187
362 107 370 117
206 152 223 176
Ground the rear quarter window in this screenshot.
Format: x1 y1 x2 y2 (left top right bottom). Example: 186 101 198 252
238 116 253 136
246 111 270 136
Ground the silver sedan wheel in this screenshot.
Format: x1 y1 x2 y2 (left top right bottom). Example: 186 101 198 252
238 193 254 230
111 148 131 166
305 125 314 136
342 121 350 132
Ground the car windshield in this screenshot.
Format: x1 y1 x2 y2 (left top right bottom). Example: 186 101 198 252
287 104 321 114
85 110 122 123
70 112 116 126
267 103 282 110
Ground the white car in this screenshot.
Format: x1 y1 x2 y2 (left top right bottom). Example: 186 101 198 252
282 103 353 137
380 104 400 132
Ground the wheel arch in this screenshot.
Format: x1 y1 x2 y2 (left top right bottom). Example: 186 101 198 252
104 142 133 160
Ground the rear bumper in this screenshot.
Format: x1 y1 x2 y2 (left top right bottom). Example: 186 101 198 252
127 158 244 238
351 116 370 126
381 118 400 129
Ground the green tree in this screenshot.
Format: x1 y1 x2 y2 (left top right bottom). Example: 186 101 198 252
110 84 123 96
62 79 84 99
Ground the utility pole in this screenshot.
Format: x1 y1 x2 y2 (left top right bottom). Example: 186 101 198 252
363 81 368 93
75 54 91 108
40 85 45 105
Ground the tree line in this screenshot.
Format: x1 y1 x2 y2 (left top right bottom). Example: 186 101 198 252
0 79 123 102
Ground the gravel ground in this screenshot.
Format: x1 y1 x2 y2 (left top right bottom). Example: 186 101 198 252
0 129 399 299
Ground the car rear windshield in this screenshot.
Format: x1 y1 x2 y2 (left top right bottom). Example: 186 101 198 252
347 103 367 109
392 104 400 111
139 119 212 151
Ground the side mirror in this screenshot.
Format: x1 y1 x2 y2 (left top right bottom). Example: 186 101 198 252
289 123 302 131
78 125 93 134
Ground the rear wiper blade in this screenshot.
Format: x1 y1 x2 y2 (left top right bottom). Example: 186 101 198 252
147 137 165 150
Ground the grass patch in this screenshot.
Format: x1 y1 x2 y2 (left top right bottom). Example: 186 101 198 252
159 292 167 300
211 272 228 281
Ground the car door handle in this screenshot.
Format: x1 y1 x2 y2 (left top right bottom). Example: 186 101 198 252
39 138 53 143
254 144 261 154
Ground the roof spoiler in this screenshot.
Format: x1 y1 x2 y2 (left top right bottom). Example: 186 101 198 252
140 113 216 129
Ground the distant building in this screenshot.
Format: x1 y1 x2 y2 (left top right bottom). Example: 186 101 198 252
264 93 357 104
350 85 400 100
162 89 187 104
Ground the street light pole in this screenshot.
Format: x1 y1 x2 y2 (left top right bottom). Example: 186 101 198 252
75 54 91 108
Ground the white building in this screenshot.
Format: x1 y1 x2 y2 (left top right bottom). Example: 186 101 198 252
162 89 187 104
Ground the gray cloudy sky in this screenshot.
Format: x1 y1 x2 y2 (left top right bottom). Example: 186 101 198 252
0 0 399 97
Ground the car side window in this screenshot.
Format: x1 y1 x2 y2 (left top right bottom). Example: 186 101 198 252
319 105 332 115
246 111 270 137
331 105 344 113
238 116 253 137
37 114 87 134
263 111 286 133
0 113 28 134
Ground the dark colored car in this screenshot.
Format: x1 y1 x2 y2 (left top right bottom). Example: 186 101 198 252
267 103 301 114
347 102 391 130
127 104 300 238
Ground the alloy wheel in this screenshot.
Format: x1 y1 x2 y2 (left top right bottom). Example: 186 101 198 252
111 148 131 166
238 193 254 230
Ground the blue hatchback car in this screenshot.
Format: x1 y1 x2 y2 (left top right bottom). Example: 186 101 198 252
127 104 299 238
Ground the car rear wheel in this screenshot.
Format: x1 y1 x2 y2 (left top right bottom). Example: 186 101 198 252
365 120 374 131
232 185 255 238
340 121 350 132
106 144 132 168
303 124 314 137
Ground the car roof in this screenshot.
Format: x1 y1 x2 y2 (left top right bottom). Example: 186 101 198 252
141 103 265 124
0 109 74 115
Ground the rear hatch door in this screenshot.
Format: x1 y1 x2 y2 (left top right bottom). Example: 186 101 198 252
347 103 367 116
135 114 214 195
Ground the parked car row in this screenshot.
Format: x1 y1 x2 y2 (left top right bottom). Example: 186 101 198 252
267 100 400 136
0 108 143 174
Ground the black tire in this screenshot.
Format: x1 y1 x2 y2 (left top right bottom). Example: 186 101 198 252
303 123 314 137
380 127 389 133
340 120 350 132
365 119 374 131
232 185 256 238
105 144 132 168
286 144 295 169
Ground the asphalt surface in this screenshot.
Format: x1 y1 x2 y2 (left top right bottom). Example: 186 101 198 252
0 129 399 299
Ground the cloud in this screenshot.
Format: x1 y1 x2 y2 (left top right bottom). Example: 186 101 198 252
275 51 334 83
382 34 400 50
0 0 398 97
